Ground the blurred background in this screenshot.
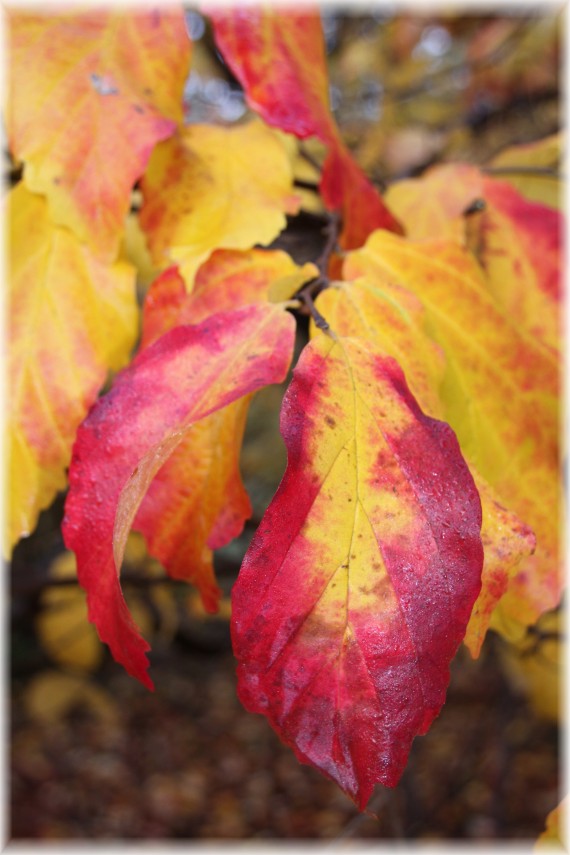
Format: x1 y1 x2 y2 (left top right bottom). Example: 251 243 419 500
10 5 562 842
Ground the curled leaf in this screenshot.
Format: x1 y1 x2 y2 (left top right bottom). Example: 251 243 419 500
63 303 296 688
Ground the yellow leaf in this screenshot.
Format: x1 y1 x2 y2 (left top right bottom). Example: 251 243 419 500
536 797 567 850
314 278 446 419
385 163 482 244
23 670 118 725
139 120 301 289
122 209 160 292
37 551 103 672
7 183 137 550
489 133 562 209
500 610 561 724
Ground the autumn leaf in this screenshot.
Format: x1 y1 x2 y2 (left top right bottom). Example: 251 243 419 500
500 609 561 725
343 232 560 631
132 251 316 610
7 182 137 551
489 132 562 209
139 121 300 288
140 250 317 347
384 163 483 245
37 551 103 673
479 177 561 355
464 475 536 658
314 276 537 655
208 7 402 252
6 9 190 260
536 797 566 850
63 302 296 688
385 162 562 354
314 278 446 419
233 333 483 809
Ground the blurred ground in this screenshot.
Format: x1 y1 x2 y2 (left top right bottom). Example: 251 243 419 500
10 556 560 841
9 6 563 845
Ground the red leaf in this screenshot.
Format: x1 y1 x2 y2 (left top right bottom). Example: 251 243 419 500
208 7 402 250
63 303 295 688
232 334 483 809
131 251 314 611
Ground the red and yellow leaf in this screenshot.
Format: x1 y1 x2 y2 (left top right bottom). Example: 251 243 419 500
208 7 402 252
314 277 537 654
314 279 446 419
233 333 483 809
479 177 561 355
343 232 560 630
384 163 482 245
140 250 317 347
133 251 315 610
139 121 300 289
385 163 562 354
7 9 190 260
7 182 137 550
207 7 335 142
464 475 536 658
62 303 296 688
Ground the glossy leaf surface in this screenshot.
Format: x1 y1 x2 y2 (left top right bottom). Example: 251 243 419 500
7 9 190 260
233 333 483 809
63 303 296 688
314 276 538 653
7 183 137 550
140 122 300 288
344 232 560 630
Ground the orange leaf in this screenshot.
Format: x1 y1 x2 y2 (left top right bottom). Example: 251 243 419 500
63 302 296 688
7 182 137 550
343 232 561 629
208 7 402 252
233 333 483 808
139 121 300 288
7 9 190 260
133 251 316 609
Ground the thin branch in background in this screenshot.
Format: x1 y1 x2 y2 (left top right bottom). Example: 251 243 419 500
297 283 331 332
484 166 561 180
299 142 324 176
315 210 341 277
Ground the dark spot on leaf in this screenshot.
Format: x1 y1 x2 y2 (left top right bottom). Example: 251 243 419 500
325 415 336 428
